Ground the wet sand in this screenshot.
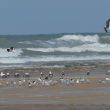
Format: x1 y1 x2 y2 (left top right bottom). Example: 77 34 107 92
0 63 110 109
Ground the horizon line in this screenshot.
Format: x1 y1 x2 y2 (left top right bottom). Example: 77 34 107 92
0 32 107 36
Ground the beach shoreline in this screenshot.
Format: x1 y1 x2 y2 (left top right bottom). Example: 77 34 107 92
0 104 110 110
0 62 110 109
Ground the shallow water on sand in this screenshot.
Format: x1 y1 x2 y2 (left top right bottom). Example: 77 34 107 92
31 87 110 97
0 86 110 105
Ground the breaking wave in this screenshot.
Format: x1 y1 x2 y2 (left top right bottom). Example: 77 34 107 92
25 43 110 53
57 34 99 43
1 55 110 64
18 34 100 47
1 33 110 65
0 48 23 57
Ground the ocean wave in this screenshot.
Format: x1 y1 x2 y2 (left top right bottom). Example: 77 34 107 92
1 55 110 64
18 41 32 45
0 48 23 57
57 34 99 43
17 34 100 48
1 33 110 65
26 43 110 53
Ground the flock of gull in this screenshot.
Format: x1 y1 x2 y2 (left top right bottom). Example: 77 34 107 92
0 70 110 88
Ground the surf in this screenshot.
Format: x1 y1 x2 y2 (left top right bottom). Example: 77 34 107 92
0 48 23 57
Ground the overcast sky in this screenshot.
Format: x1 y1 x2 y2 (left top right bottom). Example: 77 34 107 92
0 0 110 34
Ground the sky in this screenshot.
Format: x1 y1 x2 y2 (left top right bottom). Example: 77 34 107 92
0 0 110 34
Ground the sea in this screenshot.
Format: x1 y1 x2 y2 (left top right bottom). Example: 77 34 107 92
0 33 110 68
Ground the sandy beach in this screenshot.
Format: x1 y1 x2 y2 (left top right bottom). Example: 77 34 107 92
0 62 110 110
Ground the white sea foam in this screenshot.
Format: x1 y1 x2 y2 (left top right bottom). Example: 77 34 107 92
57 34 99 43
18 41 32 44
18 35 100 47
26 43 110 53
0 48 23 57
1 55 110 64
